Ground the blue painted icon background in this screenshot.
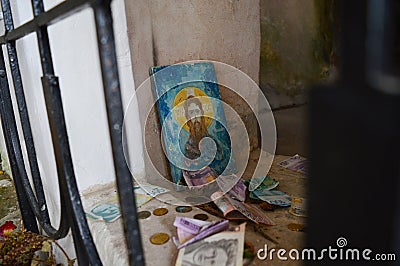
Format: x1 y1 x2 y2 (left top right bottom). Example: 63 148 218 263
150 62 236 185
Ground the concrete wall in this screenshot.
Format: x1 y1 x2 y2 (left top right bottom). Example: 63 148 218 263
124 0 261 181
0 0 143 262
259 0 335 109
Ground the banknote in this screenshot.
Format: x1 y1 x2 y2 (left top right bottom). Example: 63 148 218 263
211 191 274 225
176 223 245 266
134 183 170 207
250 189 292 207
278 154 308 175
174 217 211 235
177 220 230 249
86 203 121 222
182 167 218 187
217 174 246 202
230 199 275 225
245 175 279 191
135 183 170 197
177 228 196 245
173 216 228 246
184 167 246 202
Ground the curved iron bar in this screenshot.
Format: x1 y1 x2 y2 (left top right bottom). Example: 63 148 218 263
0 47 99 264
0 0 103 264
0 52 38 233
0 48 72 238
0 0 70 239
0 0 145 264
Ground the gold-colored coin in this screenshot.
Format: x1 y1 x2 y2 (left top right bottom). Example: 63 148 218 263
287 223 305 232
137 211 151 219
150 233 170 245
153 207 168 216
193 213 209 221
175 206 192 213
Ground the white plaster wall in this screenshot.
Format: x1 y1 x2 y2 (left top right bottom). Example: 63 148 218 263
0 0 143 263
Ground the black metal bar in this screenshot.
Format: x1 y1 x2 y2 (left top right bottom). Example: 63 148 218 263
0 49 39 233
31 0 55 75
70 218 90 266
0 0 98 44
1 0 51 229
92 1 145 265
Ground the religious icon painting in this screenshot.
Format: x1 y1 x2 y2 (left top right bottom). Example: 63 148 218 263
150 62 236 185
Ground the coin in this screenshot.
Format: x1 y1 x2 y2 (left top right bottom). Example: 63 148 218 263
153 207 168 216
150 233 170 245
287 223 305 232
175 206 192 213
193 213 209 221
137 211 151 219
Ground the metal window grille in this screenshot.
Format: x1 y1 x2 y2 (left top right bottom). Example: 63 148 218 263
0 0 144 265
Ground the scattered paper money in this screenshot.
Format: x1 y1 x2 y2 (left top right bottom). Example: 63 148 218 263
177 228 196 245
177 220 230 249
217 174 246 202
135 183 170 197
245 175 279 191
250 189 292 207
175 223 245 266
211 191 274 225
182 167 274 224
174 217 211 235
182 167 217 187
278 154 308 175
86 183 169 222
173 216 230 248
184 167 247 202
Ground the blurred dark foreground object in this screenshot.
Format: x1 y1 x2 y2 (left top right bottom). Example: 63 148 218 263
307 0 400 265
